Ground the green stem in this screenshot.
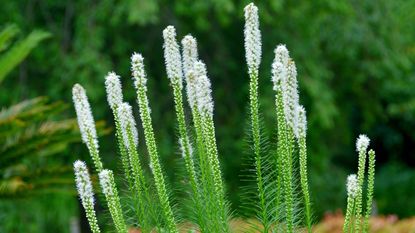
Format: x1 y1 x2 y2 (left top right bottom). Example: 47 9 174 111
135 83 178 233
171 83 206 229
112 109 133 188
86 130 103 173
248 71 269 231
364 150 376 233
192 109 216 231
299 136 312 232
125 126 152 232
201 113 229 233
343 196 355 233
84 200 101 233
275 92 293 233
354 149 367 233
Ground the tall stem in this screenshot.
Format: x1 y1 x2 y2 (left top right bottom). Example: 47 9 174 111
135 83 178 233
299 135 312 232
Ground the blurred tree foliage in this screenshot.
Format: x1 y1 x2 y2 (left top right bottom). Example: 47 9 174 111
1 0 414 221
0 24 110 232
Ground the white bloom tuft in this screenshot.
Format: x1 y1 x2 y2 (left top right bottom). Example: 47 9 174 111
191 60 213 117
274 44 290 66
105 72 123 110
186 61 208 111
244 2 262 75
181 35 199 77
131 52 147 90
356 134 370 152
346 174 359 198
72 84 98 146
74 160 95 204
99 169 114 196
295 105 307 139
118 102 138 149
284 61 299 129
271 60 286 92
272 45 299 129
193 61 207 77
163 25 183 88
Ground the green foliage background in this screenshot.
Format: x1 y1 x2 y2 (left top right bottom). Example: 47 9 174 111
1 0 415 231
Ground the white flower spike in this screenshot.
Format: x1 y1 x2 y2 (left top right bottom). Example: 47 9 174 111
99 169 114 196
131 52 147 90
295 105 307 139
356 134 370 152
181 35 199 77
74 160 95 204
274 44 290 66
118 102 138 149
192 61 213 117
105 72 123 110
244 2 262 75
163 25 183 88
285 61 299 129
72 84 98 146
346 174 359 198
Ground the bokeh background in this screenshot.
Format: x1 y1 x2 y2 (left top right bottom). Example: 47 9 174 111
1 0 415 232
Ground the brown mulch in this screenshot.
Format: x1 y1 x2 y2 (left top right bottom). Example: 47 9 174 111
128 212 415 233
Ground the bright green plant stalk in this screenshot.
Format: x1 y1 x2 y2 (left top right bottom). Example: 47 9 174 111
72 84 103 172
185 63 212 193
185 59 223 231
163 26 201 217
200 113 229 232
99 169 128 233
181 37 212 194
73 160 101 233
296 106 312 232
113 112 133 187
131 53 178 233
343 174 358 233
244 3 269 231
189 59 229 232
275 91 294 232
272 48 294 232
354 135 370 232
104 72 133 187
118 102 152 232
364 149 376 233
343 196 355 233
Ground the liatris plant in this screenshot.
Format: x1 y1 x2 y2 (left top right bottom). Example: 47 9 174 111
342 135 376 233
70 2 377 233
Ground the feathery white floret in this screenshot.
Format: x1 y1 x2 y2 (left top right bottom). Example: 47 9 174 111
181 35 199 77
74 160 95 204
193 61 207 77
271 60 286 92
274 44 290 66
105 72 123 110
295 105 307 139
195 75 213 117
131 52 147 90
272 45 299 129
284 61 300 129
118 102 138 149
72 84 98 145
99 169 114 196
191 60 213 117
346 174 359 198
186 61 208 111
356 134 370 152
244 2 262 75
163 25 183 88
